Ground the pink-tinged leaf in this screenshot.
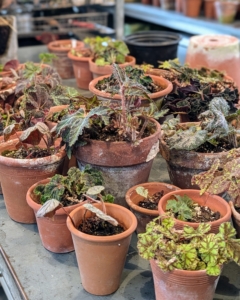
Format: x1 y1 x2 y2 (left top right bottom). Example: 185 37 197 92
223 158 240 178
4 103 12 113
3 59 20 71
227 180 240 203
34 122 50 135
191 159 220 194
205 175 230 195
36 199 63 218
20 127 43 146
3 124 20 141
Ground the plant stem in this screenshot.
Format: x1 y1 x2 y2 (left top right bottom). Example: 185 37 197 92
138 117 149 139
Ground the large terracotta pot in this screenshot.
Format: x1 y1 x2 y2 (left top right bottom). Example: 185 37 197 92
89 74 173 104
67 50 93 90
125 182 180 233
159 137 230 189
26 178 84 253
74 119 161 207
0 139 65 223
89 55 136 78
158 189 231 232
150 259 220 300
47 39 84 79
66 202 137 295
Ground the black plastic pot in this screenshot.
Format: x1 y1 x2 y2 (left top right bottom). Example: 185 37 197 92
124 31 181 67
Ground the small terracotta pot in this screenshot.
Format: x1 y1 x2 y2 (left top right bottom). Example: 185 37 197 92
150 259 220 300
89 74 173 104
47 39 84 79
181 0 202 17
74 119 161 207
214 0 239 23
158 189 231 232
89 55 136 78
0 139 65 223
67 50 93 90
125 182 180 233
204 0 216 18
66 202 137 295
26 178 85 253
229 201 240 238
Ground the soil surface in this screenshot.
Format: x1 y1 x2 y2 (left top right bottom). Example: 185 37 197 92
139 191 164 210
2 147 53 159
196 141 233 153
78 216 125 236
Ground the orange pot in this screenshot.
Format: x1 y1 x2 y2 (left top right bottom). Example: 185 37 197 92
150 259 220 300
88 74 173 104
47 39 84 79
125 182 180 233
0 139 65 223
181 0 202 17
89 55 136 78
204 0 216 18
66 202 137 295
67 50 93 90
158 189 231 232
26 178 84 253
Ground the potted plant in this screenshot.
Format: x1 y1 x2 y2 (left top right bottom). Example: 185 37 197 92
0 59 20 77
89 65 173 104
137 216 240 300
67 48 93 90
55 63 166 207
47 39 84 79
191 150 240 237
84 36 136 78
26 165 113 253
159 97 240 188
125 182 180 233
0 122 66 223
158 189 231 232
66 196 137 295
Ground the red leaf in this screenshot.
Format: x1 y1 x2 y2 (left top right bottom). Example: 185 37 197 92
3 59 20 71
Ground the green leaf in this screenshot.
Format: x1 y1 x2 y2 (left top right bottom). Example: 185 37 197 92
199 234 219 264
136 186 149 199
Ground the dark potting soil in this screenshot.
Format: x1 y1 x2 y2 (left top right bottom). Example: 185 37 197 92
2 147 53 159
196 141 233 153
139 190 164 210
78 216 125 236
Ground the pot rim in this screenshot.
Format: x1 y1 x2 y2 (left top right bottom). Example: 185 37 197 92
47 39 84 53
67 50 92 62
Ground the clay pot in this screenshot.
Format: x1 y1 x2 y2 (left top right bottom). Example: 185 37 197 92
74 119 161 207
181 0 202 17
67 50 93 90
159 136 231 189
0 139 65 223
47 39 84 79
229 201 240 238
204 0 216 18
175 0 183 11
150 259 220 300
158 189 231 232
125 182 180 233
89 55 136 78
160 0 175 9
214 1 239 23
26 178 85 253
66 202 137 295
185 35 240 89
88 74 173 104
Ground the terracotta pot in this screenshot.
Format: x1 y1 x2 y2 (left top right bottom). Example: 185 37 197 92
185 35 240 89
204 0 216 18
158 189 231 232
159 136 231 189
26 178 85 253
181 0 202 17
89 74 173 104
89 55 136 79
175 0 183 11
160 0 175 9
47 39 84 79
0 139 65 223
152 0 160 6
66 202 137 295
74 119 161 207
229 201 240 238
150 259 220 300
67 50 93 90
125 182 180 233
214 1 238 23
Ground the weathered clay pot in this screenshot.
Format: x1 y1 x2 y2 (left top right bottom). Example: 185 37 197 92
89 74 173 104
150 259 220 300
204 0 216 18
67 50 93 89
89 55 136 78
0 139 65 223
125 182 180 233
47 39 84 79
159 137 230 189
214 0 239 23
181 0 202 17
26 178 84 253
75 119 161 207
229 201 240 238
158 189 231 232
66 202 137 295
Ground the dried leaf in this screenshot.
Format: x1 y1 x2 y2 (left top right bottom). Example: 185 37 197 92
83 203 118 226
36 199 63 218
